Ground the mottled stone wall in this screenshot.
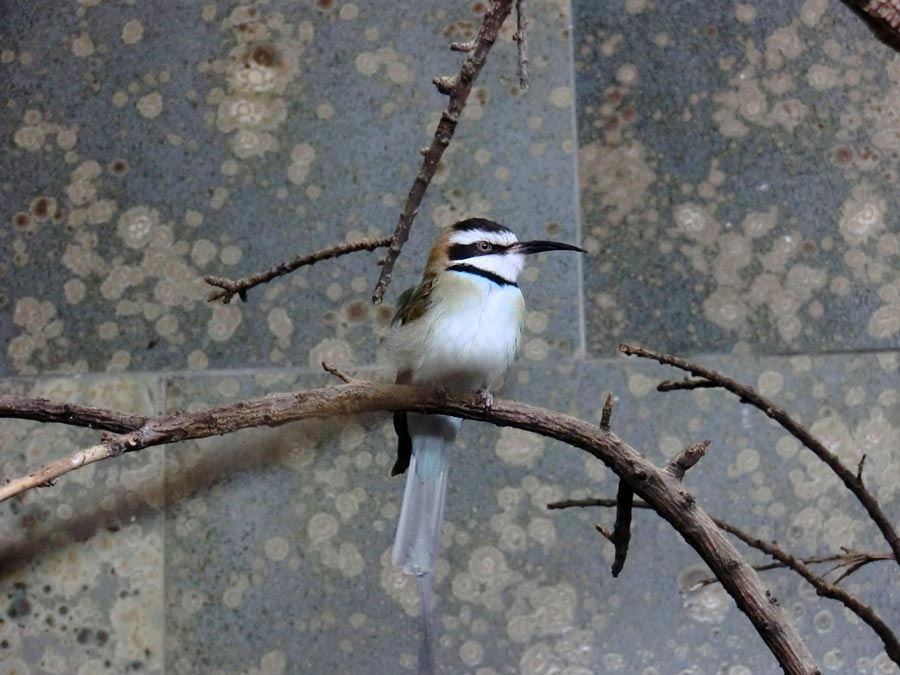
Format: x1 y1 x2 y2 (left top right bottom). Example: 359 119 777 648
1 1 898 674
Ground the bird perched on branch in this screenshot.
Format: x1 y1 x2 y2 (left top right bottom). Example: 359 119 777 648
388 217 584 673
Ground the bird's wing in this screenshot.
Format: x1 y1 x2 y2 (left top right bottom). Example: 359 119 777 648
391 278 434 326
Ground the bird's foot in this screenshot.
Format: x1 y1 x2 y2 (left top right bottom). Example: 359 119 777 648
475 389 493 412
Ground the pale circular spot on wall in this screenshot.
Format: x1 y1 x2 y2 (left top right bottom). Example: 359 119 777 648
220 158 239 176
868 304 900 339
287 162 310 185
56 127 78 150
64 278 86 304
187 349 209 370
549 86 573 108
386 61 412 84
155 313 179 338
308 337 353 369
474 148 491 165
624 0 647 13
757 370 783 396
222 585 244 608
627 373 654 397
468 545 506 581
527 517 556 546
308 512 338 544
839 184 885 244
267 308 293 339
72 33 95 58
339 422 365 451
117 206 159 248
137 91 163 119
98 321 119 340
260 649 287 675
683 580 730 623
459 640 484 667
184 209 203 227
14 125 45 152
191 239 217 267
121 19 144 44
525 310 548 334
217 378 240 397
657 434 682 458
731 447 759 476
264 536 290 561
210 186 229 209
355 52 378 75
523 338 548 361
207 304 243 341
220 245 242 265
315 102 335 120
823 649 844 670
87 199 116 225
495 427 544 468
616 63 638 85
339 3 359 20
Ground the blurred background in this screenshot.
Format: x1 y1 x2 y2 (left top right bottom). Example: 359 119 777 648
1 0 899 672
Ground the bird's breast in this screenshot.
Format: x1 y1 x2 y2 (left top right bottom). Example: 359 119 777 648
404 273 524 389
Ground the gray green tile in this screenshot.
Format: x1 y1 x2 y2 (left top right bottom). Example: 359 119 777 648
163 351 900 672
573 0 900 356
0 374 164 674
1 0 581 376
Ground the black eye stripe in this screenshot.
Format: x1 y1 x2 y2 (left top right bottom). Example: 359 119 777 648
448 242 508 260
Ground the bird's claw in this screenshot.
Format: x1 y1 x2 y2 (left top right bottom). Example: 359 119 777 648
475 389 493 411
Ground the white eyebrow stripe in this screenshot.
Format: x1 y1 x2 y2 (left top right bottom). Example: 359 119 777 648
449 230 519 247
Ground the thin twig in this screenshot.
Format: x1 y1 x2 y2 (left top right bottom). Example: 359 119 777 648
620 343 900 568
657 377 718 392
595 479 633 577
0 383 819 672
667 440 710 481
513 0 529 90
372 0 516 304
549 496 900 666
321 361 354 384
592 393 632 576
692 551 895 589
205 237 391 304
599 393 613 431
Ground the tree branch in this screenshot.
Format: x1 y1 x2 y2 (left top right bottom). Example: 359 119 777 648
0 396 146 434
371 0 516 304
620 343 900 568
0 382 818 673
549 497 900 666
205 237 391 304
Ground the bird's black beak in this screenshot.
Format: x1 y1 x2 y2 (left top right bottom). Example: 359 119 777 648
512 240 586 255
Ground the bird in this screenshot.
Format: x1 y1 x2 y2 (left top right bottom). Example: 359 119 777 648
387 217 584 673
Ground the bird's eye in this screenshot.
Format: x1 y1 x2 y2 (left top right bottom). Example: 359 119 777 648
477 241 492 252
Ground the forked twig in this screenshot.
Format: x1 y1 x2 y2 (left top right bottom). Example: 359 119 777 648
620 343 900 568
205 237 391 304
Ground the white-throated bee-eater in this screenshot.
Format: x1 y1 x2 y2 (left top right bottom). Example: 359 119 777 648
387 217 584 672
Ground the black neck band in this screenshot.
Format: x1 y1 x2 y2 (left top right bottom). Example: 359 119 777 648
448 263 517 287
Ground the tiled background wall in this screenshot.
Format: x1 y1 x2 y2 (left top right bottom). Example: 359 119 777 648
1 1 899 673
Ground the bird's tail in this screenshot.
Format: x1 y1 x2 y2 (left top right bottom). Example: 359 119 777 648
393 413 460 675
392 413 460 576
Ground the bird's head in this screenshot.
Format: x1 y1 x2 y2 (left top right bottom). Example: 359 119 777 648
425 218 585 285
